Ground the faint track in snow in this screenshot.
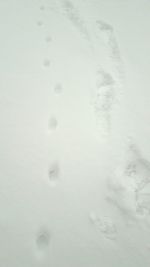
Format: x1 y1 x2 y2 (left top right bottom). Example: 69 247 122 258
92 69 116 137
59 0 91 43
96 19 124 90
91 19 125 137
106 140 150 225
89 211 117 241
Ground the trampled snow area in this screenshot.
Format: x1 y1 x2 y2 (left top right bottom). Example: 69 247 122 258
0 0 150 266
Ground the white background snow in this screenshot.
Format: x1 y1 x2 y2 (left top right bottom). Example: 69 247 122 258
0 0 150 266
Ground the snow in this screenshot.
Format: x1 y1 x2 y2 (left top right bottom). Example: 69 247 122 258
0 0 150 266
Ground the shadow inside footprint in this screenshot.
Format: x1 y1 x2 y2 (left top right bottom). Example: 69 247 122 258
48 161 60 186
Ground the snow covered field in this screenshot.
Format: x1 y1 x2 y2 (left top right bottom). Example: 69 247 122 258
0 0 150 266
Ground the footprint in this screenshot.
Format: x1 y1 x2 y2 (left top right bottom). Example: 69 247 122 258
43 59 51 67
40 5 45 11
125 144 150 217
35 227 51 260
48 161 60 187
60 0 90 42
136 192 150 216
36 228 50 249
45 36 52 43
96 20 113 32
125 143 150 192
89 212 117 240
37 20 43 26
54 83 63 94
92 22 125 137
92 69 116 135
107 141 150 223
96 69 115 88
96 20 120 60
96 20 124 87
48 116 58 131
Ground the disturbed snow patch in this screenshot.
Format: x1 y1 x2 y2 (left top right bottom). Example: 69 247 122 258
106 140 150 225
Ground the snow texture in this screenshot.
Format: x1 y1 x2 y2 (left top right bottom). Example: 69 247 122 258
0 0 150 266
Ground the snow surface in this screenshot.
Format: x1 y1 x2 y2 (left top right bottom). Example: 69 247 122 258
0 0 150 266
